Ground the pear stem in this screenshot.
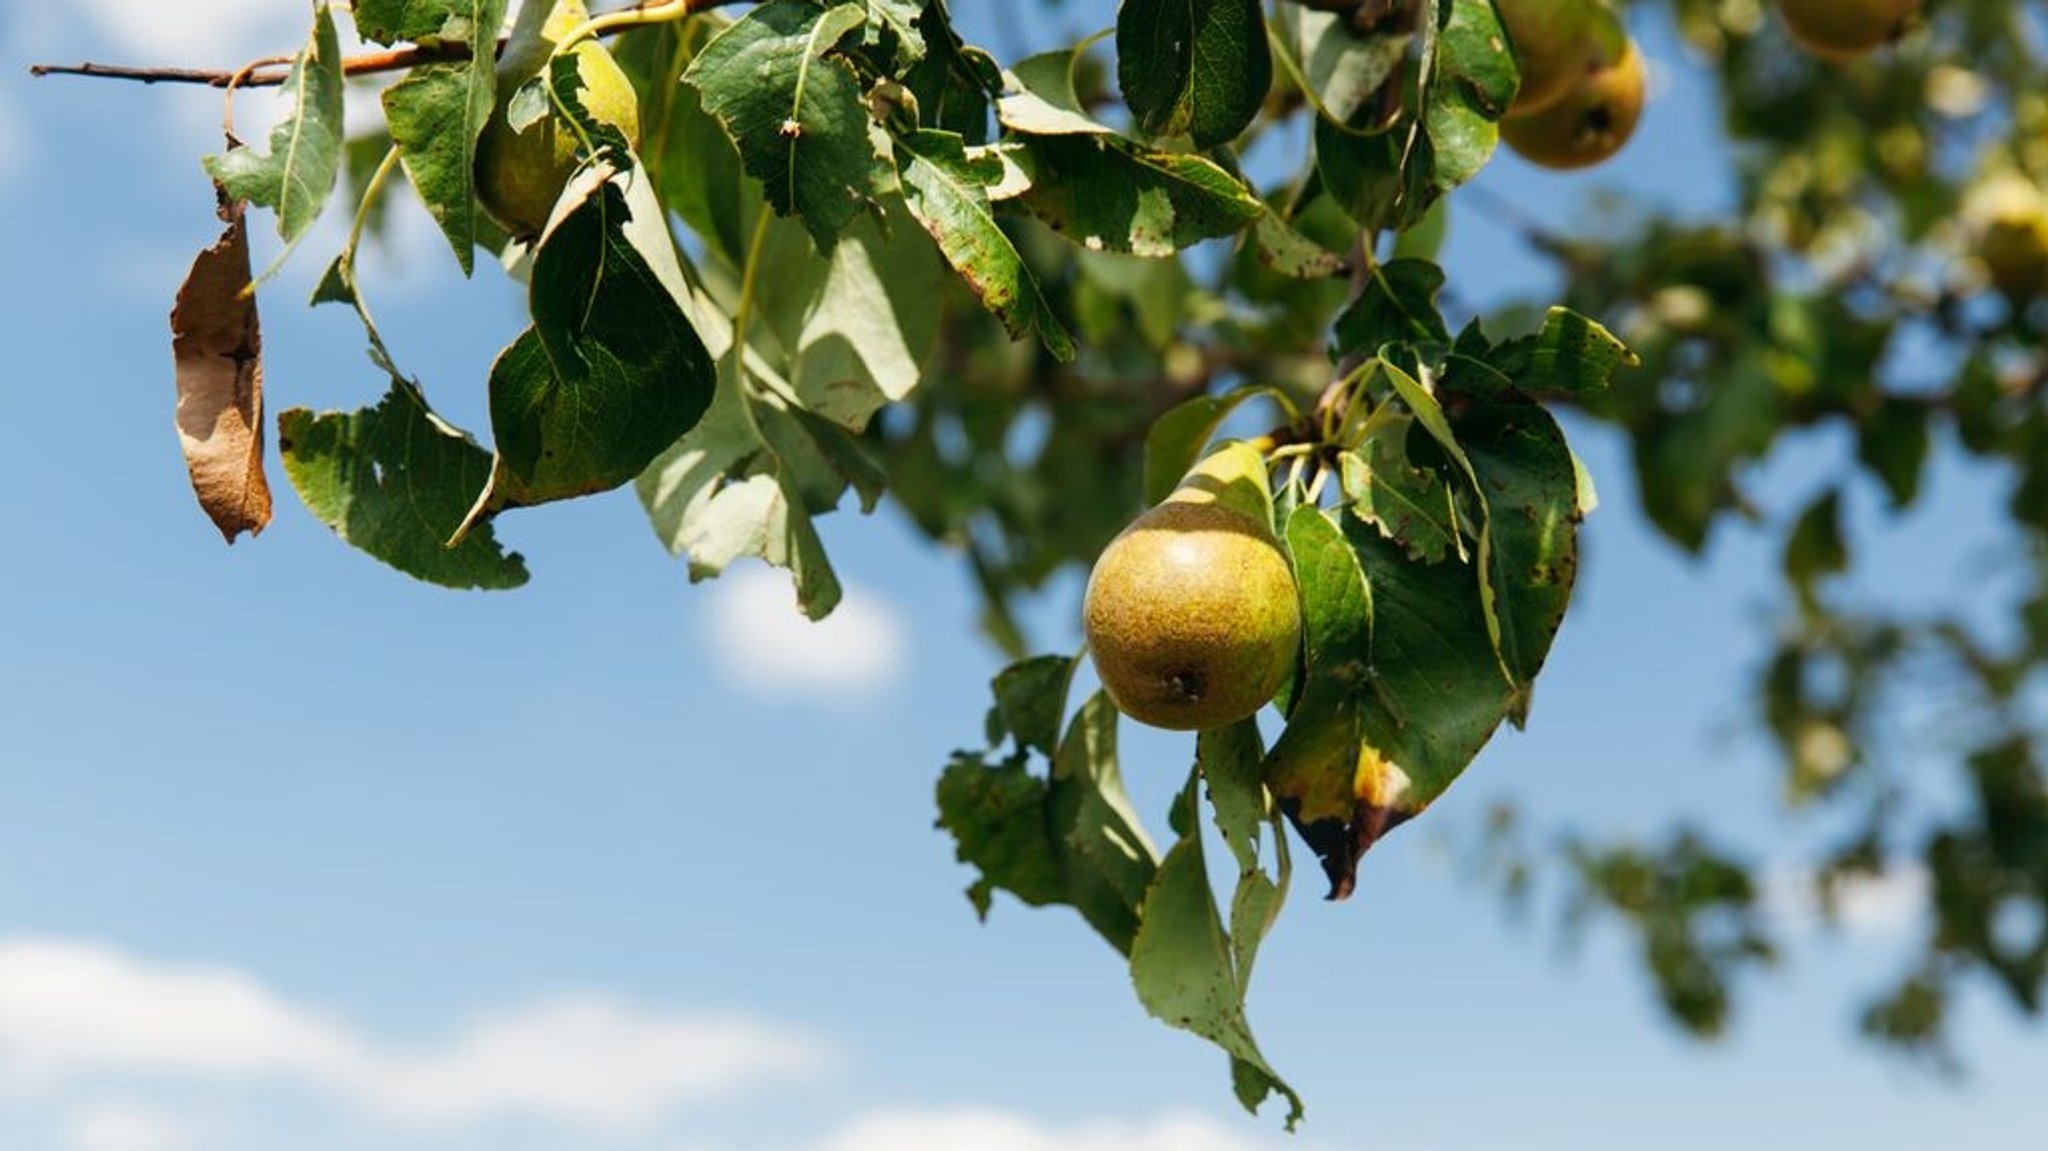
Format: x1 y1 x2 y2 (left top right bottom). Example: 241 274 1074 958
557 0 697 55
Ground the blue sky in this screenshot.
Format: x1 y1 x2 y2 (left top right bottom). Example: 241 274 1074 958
2 4 2043 1151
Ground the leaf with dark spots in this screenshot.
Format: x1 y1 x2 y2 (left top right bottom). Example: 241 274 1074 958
170 186 272 543
1451 391 1582 720
895 128 1075 360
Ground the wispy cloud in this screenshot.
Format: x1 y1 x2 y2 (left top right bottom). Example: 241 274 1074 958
61 0 319 68
61 1101 206 1151
802 1107 1308 1151
705 566 908 698
0 937 832 1133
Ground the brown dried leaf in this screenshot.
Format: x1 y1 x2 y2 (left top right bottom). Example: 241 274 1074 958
171 187 273 542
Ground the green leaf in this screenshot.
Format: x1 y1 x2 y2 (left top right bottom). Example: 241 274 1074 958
992 654 1078 758
1481 307 1636 400
1314 108 1429 233
203 2 345 244
1452 392 1582 721
1262 506 1377 896
1271 1 1412 124
898 3 998 141
478 161 718 511
1312 0 1512 233
279 382 529 590
1380 358 1522 686
380 1 509 275
751 203 947 429
997 49 1105 136
1130 773 1302 1128
1051 693 1159 950
1143 386 1288 505
635 358 846 618
1423 0 1516 190
1784 488 1848 603
1116 0 1272 148
938 749 1067 917
352 0 487 45
1348 515 1513 826
1010 134 1264 257
894 128 1075 360
938 678 1162 956
1334 258 1450 356
861 0 928 67
687 0 879 250
1248 211 1350 280
1339 418 1461 565
1200 720 1290 999
1858 397 1932 509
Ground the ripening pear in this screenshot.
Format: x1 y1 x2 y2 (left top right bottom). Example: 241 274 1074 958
1773 0 1923 62
1083 443 1302 732
1501 36 1646 171
1496 0 1626 117
475 0 641 240
1965 172 2048 301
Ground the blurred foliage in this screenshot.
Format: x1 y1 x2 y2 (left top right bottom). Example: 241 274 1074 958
1453 0 2048 1060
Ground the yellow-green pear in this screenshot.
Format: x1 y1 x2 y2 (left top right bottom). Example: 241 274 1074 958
1501 36 1646 171
1497 0 1626 117
475 0 641 239
1083 443 1302 732
1773 0 1923 62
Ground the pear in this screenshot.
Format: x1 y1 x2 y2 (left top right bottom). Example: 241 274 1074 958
474 0 641 240
1501 35 1646 171
1083 443 1302 732
1965 172 2048 301
1496 0 1625 117
1773 0 1923 62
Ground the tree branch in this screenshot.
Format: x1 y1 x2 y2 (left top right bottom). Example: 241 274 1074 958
27 0 748 90
31 43 472 89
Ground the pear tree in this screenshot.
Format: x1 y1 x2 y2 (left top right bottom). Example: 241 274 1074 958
29 0 2048 1123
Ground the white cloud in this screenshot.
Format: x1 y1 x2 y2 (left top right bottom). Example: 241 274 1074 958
0 937 831 1133
1761 862 1929 937
62 1 309 68
705 566 908 697
806 1108 1302 1151
63 1102 205 1151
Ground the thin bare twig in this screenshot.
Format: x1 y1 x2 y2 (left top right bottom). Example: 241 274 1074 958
31 43 482 89
27 0 748 90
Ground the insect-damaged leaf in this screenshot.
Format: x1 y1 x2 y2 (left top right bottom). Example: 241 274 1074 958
204 2 345 244
170 187 273 542
279 381 528 590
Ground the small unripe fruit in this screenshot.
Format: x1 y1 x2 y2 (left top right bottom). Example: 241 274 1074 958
1496 0 1626 117
1773 0 1923 62
1501 37 1646 171
1083 444 1301 732
475 0 641 240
